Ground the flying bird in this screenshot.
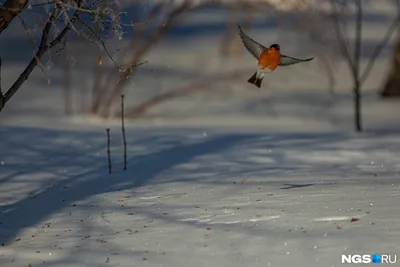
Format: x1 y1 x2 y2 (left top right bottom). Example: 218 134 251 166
238 26 314 88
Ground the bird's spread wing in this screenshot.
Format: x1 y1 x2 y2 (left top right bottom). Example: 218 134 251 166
279 54 314 66
237 26 268 60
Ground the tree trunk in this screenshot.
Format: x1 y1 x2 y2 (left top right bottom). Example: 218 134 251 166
0 57 3 113
0 0 28 35
354 83 362 132
380 38 400 97
62 55 73 116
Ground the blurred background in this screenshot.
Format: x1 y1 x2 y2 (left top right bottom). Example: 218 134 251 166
1 0 400 132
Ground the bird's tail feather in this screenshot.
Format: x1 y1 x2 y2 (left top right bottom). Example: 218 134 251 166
247 72 263 88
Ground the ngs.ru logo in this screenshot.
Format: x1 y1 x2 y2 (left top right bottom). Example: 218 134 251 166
342 254 397 264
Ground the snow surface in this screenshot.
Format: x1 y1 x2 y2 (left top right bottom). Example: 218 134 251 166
1 127 400 267
1 1 400 267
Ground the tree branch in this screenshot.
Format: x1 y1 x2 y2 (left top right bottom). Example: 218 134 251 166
3 7 80 105
77 17 118 66
0 57 2 95
360 10 400 85
354 0 362 83
100 1 193 115
124 70 249 118
49 13 78 49
329 0 355 71
18 15 51 83
0 57 4 110
0 0 28 35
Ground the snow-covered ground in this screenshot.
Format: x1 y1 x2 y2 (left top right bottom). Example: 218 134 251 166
1 1 400 267
1 127 400 267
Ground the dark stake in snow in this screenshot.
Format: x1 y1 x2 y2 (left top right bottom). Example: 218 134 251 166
106 128 112 174
121 94 127 171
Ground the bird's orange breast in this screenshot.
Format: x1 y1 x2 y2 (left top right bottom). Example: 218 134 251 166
258 48 280 71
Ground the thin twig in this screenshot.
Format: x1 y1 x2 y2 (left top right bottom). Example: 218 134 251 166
31 1 56 7
55 35 67 55
77 16 148 77
77 17 118 66
18 14 52 84
42 1 105 14
91 2 164 114
117 60 148 74
329 0 355 70
106 128 112 174
101 1 192 115
58 3 80 37
121 94 127 171
354 0 362 82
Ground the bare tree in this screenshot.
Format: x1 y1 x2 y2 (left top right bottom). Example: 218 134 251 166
59 0 199 118
90 1 198 117
82 0 325 118
0 3 79 113
0 0 139 114
106 0 326 119
329 0 400 132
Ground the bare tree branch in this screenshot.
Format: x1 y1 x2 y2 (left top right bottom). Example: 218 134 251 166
18 14 51 83
329 0 355 72
353 0 363 132
360 10 400 85
328 0 400 131
77 17 119 67
354 0 362 82
1 0 142 115
49 11 79 49
3 8 58 103
0 57 3 109
2 6 80 107
100 1 194 115
0 0 29 35
124 70 249 118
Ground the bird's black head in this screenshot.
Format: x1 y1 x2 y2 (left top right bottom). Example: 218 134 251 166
270 44 280 51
